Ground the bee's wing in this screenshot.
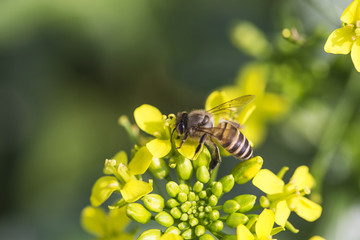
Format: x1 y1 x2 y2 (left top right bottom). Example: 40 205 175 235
206 95 255 118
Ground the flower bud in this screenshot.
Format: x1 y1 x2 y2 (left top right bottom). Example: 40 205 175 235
179 183 190 194
209 210 220 221
170 207 182 219
260 196 270 208
142 194 165 212
178 222 190 231
208 195 218 206
223 200 240 214
233 194 257 212
181 228 195 240
196 166 210 183
231 156 263 184
193 181 204 192
209 220 223 232
199 190 207 199
166 181 180 197
199 234 215 240
178 192 188 203
165 226 181 235
149 157 169 179
211 182 223 197
137 229 161 240
219 174 235 193
189 217 199 227
155 211 174 227
177 158 193 180
180 213 189 221
188 192 196 201
195 225 205 237
181 201 192 213
126 203 152 224
167 198 180 208
226 213 249 228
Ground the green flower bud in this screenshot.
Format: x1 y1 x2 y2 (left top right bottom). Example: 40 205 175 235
225 213 249 228
208 195 218 206
231 156 263 184
181 228 195 240
219 174 235 193
155 211 174 227
201 217 210 225
179 183 190 194
193 181 204 193
177 158 193 180
181 201 192 213
222 235 237 240
223 200 240 214
193 147 211 169
178 221 190 231
189 217 199 227
199 234 215 240
149 157 169 179
209 210 220 221
196 166 210 183
198 212 206 219
260 195 270 208
142 194 165 212
211 182 223 197
178 192 188 202
180 213 189 221
170 207 182 219
195 225 206 237
233 194 257 212
209 220 223 232
166 181 180 197
126 203 152 224
167 198 180 208
204 206 212 213
137 229 161 240
199 190 207 199
188 192 196 201
165 226 181 235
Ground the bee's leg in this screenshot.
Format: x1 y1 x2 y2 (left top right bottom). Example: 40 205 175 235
209 139 221 172
176 131 189 149
192 134 207 159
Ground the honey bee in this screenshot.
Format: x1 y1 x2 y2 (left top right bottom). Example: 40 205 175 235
172 95 255 172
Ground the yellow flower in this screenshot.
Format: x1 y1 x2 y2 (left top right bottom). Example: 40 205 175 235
81 206 133 240
309 236 326 240
237 209 279 240
324 0 360 72
252 166 322 226
90 150 153 207
206 63 289 146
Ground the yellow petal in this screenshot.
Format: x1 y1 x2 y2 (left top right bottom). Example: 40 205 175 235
261 93 289 120
120 179 153 202
255 209 275 239
134 104 166 137
275 200 291 227
309 236 326 240
289 165 314 190
351 38 360 72
237 104 256 125
205 91 227 111
128 146 153 175
324 28 354 54
146 138 172 158
291 196 322 222
236 63 267 97
80 206 107 237
340 0 360 23
108 207 130 232
161 233 184 240
175 138 199 160
237 224 255 240
90 176 121 207
112 151 128 165
252 169 284 194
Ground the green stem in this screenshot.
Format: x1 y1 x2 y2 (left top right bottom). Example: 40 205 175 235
311 71 360 194
210 166 220 183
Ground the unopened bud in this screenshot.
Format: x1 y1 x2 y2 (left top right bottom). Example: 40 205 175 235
225 213 249 228
177 158 193 180
223 200 240 214
231 156 263 184
196 166 210 183
195 225 206 237
181 228 195 240
142 194 165 212
137 229 161 240
211 182 223 197
178 192 188 203
170 207 182 219
199 234 215 240
259 196 270 208
167 198 180 208
219 174 235 193
165 226 181 235
193 181 204 193
126 203 151 224
209 210 220 221
155 211 174 227
208 195 218 206
178 221 190 231
189 217 199 227
149 157 169 179
209 220 223 232
233 194 257 212
166 181 180 197
181 202 192 213
179 183 190 194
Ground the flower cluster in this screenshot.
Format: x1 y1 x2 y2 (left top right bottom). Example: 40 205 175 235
325 0 360 72
81 101 323 240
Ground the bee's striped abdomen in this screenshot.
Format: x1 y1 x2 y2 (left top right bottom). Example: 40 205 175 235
213 121 253 160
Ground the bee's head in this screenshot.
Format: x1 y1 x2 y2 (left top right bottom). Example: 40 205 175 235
175 111 188 135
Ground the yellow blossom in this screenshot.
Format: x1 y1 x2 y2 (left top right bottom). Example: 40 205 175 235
252 166 322 226
324 0 360 72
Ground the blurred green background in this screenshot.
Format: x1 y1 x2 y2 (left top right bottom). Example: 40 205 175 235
1 0 359 239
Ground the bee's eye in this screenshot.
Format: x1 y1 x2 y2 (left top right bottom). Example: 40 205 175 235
178 123 185 135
